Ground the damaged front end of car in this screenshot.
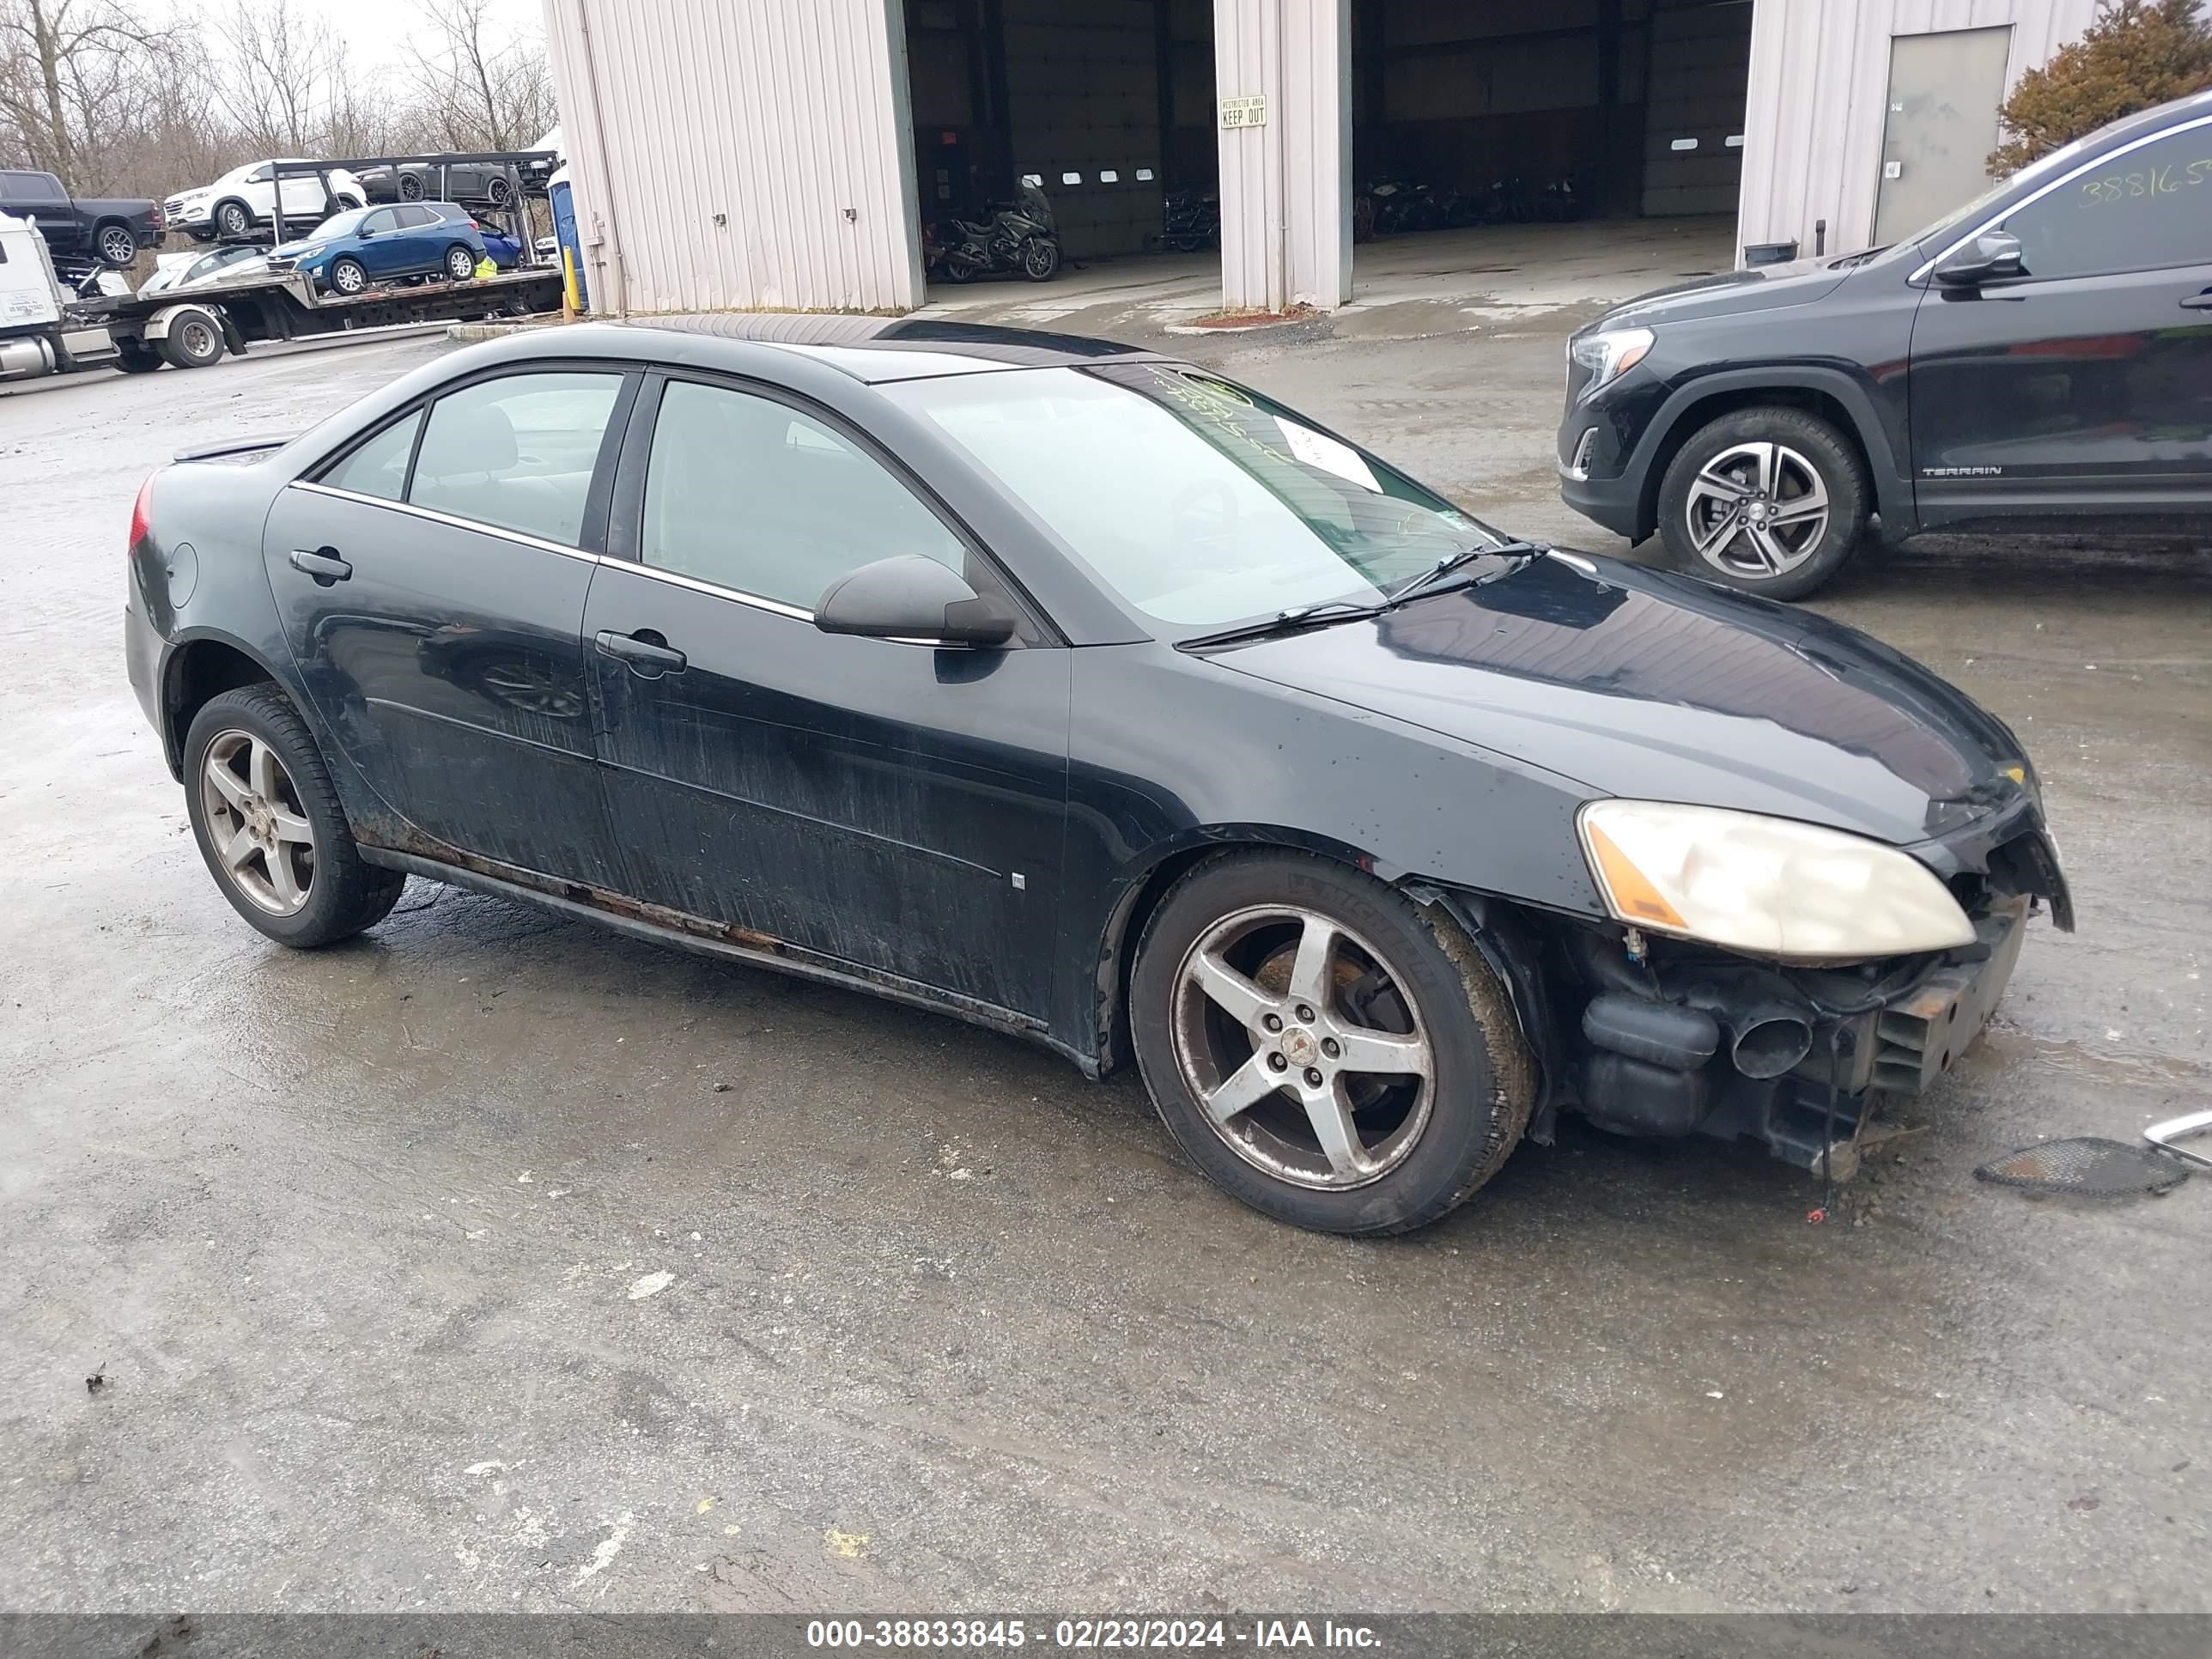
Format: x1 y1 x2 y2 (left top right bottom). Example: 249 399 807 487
1437 794 2071 1182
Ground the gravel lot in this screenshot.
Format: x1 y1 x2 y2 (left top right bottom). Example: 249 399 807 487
3 241 2208 1614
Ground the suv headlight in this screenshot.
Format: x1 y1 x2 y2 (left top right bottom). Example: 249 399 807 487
1570 326 1654 398
1577 800 1975 963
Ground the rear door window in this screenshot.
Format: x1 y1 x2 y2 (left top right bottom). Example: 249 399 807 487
407 371 624 546
2001 121 2212 280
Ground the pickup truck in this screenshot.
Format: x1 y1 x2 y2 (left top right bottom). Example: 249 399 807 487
0 169 161 268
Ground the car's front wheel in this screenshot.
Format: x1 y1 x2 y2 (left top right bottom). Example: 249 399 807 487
1656 407 1869 601
1130 852 1534 1235
214 199 252 239
327 256 368 295
183 686 404 947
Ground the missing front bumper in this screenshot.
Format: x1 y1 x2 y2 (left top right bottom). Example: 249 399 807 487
1571 898 2031 1179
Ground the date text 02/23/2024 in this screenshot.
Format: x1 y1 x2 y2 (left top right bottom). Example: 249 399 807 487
805 1620 1384 1650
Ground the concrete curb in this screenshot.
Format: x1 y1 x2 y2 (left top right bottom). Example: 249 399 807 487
447 320 560 343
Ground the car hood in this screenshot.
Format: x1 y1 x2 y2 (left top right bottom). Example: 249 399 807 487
270 240 327 259
1590 257 1853 331
1206 553 2031 849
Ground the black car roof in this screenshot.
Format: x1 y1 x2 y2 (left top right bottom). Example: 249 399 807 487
605 313 1162 382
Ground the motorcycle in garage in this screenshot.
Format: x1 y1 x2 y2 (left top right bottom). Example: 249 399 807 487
926 183 1061 283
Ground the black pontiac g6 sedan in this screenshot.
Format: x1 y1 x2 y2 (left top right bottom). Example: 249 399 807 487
125 317 2072 1234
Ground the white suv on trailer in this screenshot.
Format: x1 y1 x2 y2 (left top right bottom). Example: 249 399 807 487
165 161 365 242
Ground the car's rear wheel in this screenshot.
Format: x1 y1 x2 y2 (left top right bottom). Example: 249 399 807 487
484 176 513 206
1656 407 1869 601
328 257 368 295
95 222 139 267
444 243 477 281
183 687 404 947
1130 852 1534 1235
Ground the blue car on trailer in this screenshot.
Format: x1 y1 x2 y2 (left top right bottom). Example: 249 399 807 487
272 202 489 296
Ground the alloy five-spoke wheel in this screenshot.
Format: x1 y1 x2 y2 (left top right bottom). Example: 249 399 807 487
1656 406 1869 601
1174 906 1433 1189
1683 441 1829 580
182 684 404 946
200 729 316 915
1131 852 1534 1234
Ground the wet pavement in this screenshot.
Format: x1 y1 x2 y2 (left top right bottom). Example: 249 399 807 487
2 277 2208 1614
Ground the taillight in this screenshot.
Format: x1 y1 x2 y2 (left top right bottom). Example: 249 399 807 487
128 473 155 550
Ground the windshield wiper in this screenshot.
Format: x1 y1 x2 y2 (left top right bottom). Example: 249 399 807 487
1384 539 1545 606
1176 542 1546 653
1176 599 1386 652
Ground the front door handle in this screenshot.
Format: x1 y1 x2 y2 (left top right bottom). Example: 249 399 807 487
593 629 687 678
2182 289 2212 310
289 547 352 584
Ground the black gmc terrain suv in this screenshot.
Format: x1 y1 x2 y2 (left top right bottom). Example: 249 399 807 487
1559 88 2212 599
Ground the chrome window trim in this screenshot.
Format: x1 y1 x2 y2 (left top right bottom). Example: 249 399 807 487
617 561 817 622
1910 110 2212 283
287 480 821 622
289 480 600 562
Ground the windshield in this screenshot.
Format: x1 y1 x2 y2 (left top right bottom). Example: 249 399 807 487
884 364 1501 628
1903 132 2098 252
303 207 371 241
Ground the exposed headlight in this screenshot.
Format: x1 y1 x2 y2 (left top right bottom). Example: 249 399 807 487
1570 326 1654 397
1577 800 1975 963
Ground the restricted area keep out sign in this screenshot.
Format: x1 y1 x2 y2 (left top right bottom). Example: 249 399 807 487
1218 95 1267 130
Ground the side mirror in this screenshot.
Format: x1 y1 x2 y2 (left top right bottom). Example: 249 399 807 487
358 223 379 238
1934 229 2023 287
814 555 1017 647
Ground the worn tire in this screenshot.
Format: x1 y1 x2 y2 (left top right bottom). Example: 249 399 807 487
1656 406 1869 602
183 686 404 948
156 308 223 369
1130 852 1534 1236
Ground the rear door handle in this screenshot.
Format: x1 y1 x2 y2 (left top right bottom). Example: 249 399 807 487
289 547 352 584
593 629 687 677
2182 290 2212 310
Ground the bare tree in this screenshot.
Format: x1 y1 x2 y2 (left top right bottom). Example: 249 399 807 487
0 0 166 185
410 0 553 152
214 0 352 156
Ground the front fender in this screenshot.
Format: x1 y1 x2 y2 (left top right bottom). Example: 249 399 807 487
1634 362 1913 538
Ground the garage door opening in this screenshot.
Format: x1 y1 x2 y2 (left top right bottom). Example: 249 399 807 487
1349 0 1752 284
903 0 1223 305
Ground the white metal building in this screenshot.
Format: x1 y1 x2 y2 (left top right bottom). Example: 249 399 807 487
541 0 2104 318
